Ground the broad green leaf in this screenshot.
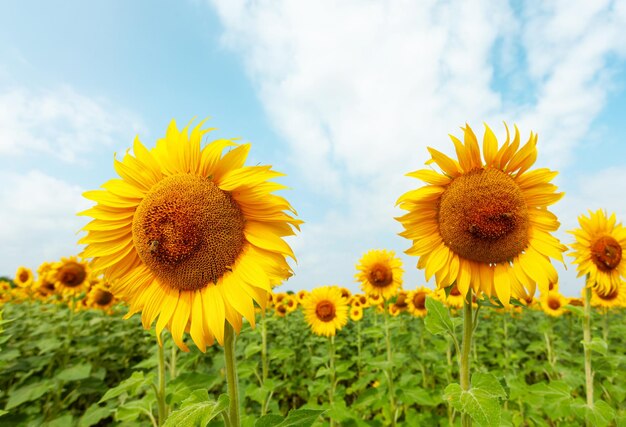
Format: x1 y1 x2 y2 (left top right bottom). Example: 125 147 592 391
0 409 7 417
5 380 53 410
527 381 573 420
78 404 111 427
114 401 146 422
444 375 506 427
566 305 584 317
47 414 74 427
572 400 616 427
245 343 262 358
57 363 92 381
424 297 455 336
270 348 295 361
471 373 507 399
163 391 229 427
167 373 220 406
398 388 438 406
99 371 147 403
581 337 608 356
255 408 326 427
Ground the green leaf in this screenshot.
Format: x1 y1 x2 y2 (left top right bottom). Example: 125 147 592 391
47 414 74 427
5 380 53 410
163 391 229 427
581 337 608 356
444 374 506 427
0 409 7 417
99 371 147 403
78 404 111 427
255 408 326 427
397 388 438 406
245 343 262 358
572 400 616 427
527 381 573 419
424 297 455 336
57 363 92 381
269 348 295 361
566 304 584 317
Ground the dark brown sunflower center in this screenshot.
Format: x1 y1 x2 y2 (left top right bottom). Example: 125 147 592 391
438 168 529 264
94 289 114 306
597 288 619 301
316 300 336 322
548 282 557 291
132 174 246 292
395 293 408 308
590 236 622 272
368 264 393 288
19 271 29 282
450 286 461 297
413 292 427 309
548 298 561 310
42 281 55 292
58 263 87 287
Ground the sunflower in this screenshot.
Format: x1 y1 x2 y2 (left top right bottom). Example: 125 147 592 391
14 266 34 288
340 287 352 300
87 280 117 312
568 297 583 307
407 287 431 317
367 293 383 306
436 285 464 309
34 262 57 297
282 294 299 313
302 286 348 337
392 290 409 313
355 249 403 299
396 123 566 306
540 291 568 317
274 304 288 317
569 209 626 295
590 283 625 309
52 257 90 296
354 294 369 308
388 304 401 317
350 306 363 321
79 119 301 351
296 289 309 304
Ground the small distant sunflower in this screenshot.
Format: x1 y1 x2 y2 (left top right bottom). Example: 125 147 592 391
569 210 626 295
296 289 309 304
14 266 34 288
274 304 288 317
350 306 363 321
52 257 90 296
568 297 583 307
388 304 401 317
367 293 383 306
303 286 348 337
340 287 352 300
79 119 301 351
438 285 464 309
392 290 409 313
356 249 403 299
35 262 56 297
354 294 369 308
396 123 566 305
540 291 568 317
87 281 117 312
590 283 625 309
282 294 298 313
407 287 431 317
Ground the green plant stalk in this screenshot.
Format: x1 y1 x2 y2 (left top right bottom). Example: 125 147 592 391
224 322 241 427
156 335 168 426
260 310 270 416
328 335 336 427
169 343 177 381
356 319 362 377
602 307 609 343
460 292 473 427
446 336 454 426
583 286 594 409
383 307 397 427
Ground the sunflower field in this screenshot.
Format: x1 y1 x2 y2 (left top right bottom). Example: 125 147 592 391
2 120 626 427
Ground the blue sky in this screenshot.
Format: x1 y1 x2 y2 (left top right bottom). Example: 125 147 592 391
1 0 625 297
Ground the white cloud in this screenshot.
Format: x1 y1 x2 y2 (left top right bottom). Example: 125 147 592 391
209 0 626 295
0 170 90 277
0 86 144 163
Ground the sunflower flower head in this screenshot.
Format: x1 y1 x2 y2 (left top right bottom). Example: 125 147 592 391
303 286 349 337
540 291 568 317
407 287 431 317
350 305 363 321
569 209 626 295
590 282 625 309
396 123 566 306
14 266 34 288
52 257 90 296
355 249 403 300
78 119 302 351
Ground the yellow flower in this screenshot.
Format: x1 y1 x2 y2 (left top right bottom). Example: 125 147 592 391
367 293 383 306
52 257 90 296
78 119 301 351
569 209 626 295
391 290 410 313
34 262 57 298
388 304 401 317
435 285 464 309
296 289 309 304
355 249 403 300
14 266 34 288
339 287 352 300
590 283 625 309
396 124 566 306
282 294 299 313
303 286 348 337
350 306 363 321
86 280 117 312
407 287 431 317
274 304 288 317
540 291 568 317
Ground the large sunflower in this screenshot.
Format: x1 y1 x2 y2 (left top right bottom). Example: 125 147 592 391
79 119 301 351
396 123 566 305
355 249 403 299
569 210 626 295
302 286 348 337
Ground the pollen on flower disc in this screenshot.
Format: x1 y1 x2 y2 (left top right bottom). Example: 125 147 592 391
590 235 622 271
368 264 393 288
132 174 245 291
316 300 336 322
438 168 529 263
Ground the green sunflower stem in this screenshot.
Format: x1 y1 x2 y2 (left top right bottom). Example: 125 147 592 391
169 343 177 380
583 286 594 410
224 322 241 427
602 307 609 343
460 291 474 427
328 335 336 427
260 309 271 416
156 333 168 426
383 306 397 427
356 319 362 377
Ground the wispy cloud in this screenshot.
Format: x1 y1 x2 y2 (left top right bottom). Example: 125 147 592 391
0 86 144 163
210 0 626 295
